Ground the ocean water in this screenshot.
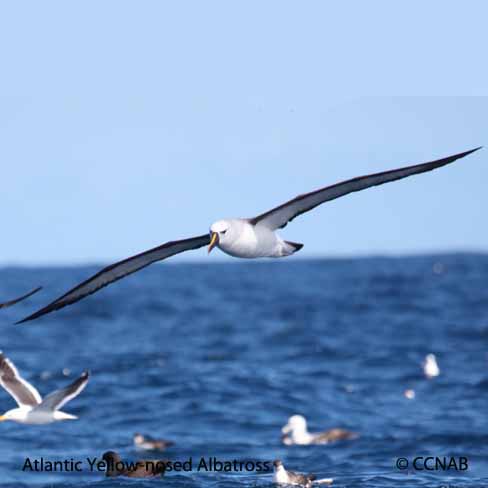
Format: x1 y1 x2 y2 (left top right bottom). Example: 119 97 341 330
0 254 487 487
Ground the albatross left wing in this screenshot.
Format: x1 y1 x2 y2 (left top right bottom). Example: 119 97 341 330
17 234 210 324
0 287 42 310
250 147 482 230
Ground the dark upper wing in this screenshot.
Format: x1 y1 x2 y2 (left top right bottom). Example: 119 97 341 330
0 352 42 406
0 287 42 310
250 147 482 230
17 234 210 324
38 371 89 411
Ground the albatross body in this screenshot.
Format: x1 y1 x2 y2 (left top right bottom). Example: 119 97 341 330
0 352 89 424
208 219 302 258
17 147 481 323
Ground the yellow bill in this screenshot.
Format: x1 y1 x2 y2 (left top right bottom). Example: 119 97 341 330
208 232 219 253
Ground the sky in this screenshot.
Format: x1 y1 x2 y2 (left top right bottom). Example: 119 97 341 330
1 1 487 265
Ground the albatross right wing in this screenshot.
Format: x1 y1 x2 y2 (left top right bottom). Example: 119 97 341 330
17 234 210 324
250 147 482 231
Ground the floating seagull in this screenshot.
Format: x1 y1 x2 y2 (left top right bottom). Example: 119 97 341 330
0 352 89 424
423 353 440 378
134 433 174 451
282 415 357 445
102 451 167 478
273 460 333 487
17 147 481 324
0 287 42 310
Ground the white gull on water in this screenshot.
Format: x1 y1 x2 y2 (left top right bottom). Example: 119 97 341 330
0 352 89 424
282 415 357 445
17 147 481 324
273 460 333 487
423 353 440 378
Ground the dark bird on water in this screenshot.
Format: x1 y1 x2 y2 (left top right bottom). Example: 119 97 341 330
102 451 167 478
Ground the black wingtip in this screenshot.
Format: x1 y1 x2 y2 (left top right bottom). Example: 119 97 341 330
15 312 44 325
15 302 55 325
447 146 482 162
464 146 483 155
15 314 36 325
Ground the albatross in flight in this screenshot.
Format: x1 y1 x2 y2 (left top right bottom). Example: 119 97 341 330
0 352 89 424
17 147 481 324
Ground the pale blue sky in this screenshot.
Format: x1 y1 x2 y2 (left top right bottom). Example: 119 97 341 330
1 1 487 265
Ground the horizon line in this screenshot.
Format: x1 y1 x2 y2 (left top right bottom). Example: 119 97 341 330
1 248 487 269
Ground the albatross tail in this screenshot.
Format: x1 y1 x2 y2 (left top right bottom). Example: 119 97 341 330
284 240 304 254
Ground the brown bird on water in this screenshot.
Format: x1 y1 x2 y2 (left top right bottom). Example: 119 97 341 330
102 451 167 478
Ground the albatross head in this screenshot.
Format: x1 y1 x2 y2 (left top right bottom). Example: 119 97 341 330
208 220 231 253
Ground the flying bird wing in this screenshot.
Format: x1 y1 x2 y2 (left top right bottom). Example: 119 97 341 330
0 287 42 310
250 147 482 230
17 234 210 324
0 352 42 406
38 371 89 411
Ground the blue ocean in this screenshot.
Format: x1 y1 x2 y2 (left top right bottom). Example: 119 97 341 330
0 254 487 487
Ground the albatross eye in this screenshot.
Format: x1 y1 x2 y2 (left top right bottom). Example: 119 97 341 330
221 229 227 235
